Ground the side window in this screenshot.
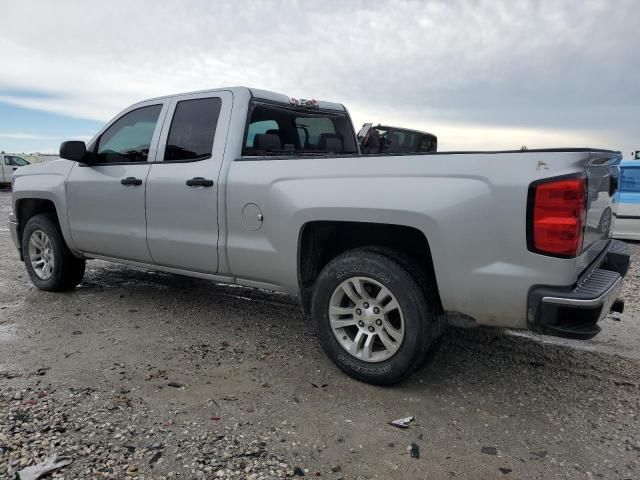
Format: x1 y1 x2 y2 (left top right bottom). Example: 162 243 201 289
5 156 28 166
96 104 162 163
246 120 279 148
621 168 640 193
165 97 222 161
418 136 437 152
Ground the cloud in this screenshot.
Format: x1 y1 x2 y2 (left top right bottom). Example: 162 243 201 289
0 132 91 141
0 0 638 153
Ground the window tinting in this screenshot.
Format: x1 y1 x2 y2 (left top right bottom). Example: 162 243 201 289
295 117 336 146
97 105 162 163
246 120 278 147
620 168 640 193
165 97 221 161
242 103 358 155
418 135 437 152
5 155 29 166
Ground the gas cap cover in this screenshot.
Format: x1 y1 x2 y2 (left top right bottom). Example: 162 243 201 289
242 203 263 231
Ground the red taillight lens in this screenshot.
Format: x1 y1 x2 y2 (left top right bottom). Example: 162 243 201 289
530 176 586 257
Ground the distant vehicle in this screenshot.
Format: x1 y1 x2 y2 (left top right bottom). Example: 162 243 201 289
613 160 640 240
1 152 30 189
358 123 437 154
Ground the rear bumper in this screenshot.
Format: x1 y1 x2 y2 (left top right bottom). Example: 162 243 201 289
528 239 631 339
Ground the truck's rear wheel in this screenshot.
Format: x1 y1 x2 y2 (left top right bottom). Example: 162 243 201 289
311 249 440 385
22 213 85 291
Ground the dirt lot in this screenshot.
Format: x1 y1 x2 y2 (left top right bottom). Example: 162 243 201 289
1 190 639 480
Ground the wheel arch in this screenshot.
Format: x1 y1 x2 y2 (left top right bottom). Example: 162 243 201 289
14 196 78 260
297 220 442 315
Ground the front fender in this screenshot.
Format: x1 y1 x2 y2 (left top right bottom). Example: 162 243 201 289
12 160 78 254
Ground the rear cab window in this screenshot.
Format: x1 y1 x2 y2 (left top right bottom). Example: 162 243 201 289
242 102 358 156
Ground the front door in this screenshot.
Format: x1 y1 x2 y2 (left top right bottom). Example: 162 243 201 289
145 91 231 273
66 101 167 262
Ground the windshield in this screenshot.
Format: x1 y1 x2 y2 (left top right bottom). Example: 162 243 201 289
4 155 30 166
242 103 357 155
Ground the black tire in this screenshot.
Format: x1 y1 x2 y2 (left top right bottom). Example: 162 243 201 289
311 248 441 385
21 213 86 291
362 246 446 339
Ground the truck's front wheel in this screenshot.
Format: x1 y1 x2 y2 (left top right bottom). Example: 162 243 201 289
311 249 440 385
22 213 86 291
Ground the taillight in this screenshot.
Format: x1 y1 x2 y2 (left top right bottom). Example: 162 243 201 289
528 175 587 257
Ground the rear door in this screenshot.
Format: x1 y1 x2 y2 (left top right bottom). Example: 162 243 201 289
145 91 231 273
66 101 168 262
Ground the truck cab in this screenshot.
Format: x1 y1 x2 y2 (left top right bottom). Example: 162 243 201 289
358 123 437 154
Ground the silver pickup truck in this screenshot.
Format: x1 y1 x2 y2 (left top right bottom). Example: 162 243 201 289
8 87 631 385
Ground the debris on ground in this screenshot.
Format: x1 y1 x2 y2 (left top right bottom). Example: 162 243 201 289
13 454 72 480
389 416 415 429
481 446 498 455
409 442 420 459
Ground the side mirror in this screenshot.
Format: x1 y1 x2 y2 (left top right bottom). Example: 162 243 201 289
59 141 87 162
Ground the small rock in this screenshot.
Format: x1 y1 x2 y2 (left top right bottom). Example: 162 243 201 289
410 443 420 459
331 465 341 473
149 451 162 465
499 467 512 474
481 446 498 455
293 466 305 476
531 450 548 459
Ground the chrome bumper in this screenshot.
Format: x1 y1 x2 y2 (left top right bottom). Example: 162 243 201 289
528 239 631 339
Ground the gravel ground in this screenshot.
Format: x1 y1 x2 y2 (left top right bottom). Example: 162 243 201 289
1 190 639 480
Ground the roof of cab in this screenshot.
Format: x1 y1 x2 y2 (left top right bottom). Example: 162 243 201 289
621 160 640 167
139 86 347 112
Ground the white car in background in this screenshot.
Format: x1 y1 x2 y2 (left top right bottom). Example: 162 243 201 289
0 153 30 189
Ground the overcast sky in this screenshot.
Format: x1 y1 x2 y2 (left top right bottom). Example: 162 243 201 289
0 0 638 155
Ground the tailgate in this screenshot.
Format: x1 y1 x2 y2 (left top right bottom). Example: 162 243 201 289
580 151 621 267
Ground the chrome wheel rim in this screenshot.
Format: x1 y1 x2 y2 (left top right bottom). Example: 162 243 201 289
28 230 55 280
329 276 405 363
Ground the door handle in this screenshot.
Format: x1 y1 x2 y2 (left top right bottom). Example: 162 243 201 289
121 177 143 186
186 177 214 187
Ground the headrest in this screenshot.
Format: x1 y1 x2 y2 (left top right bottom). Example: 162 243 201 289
253 133 282 151
318 133 343 153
